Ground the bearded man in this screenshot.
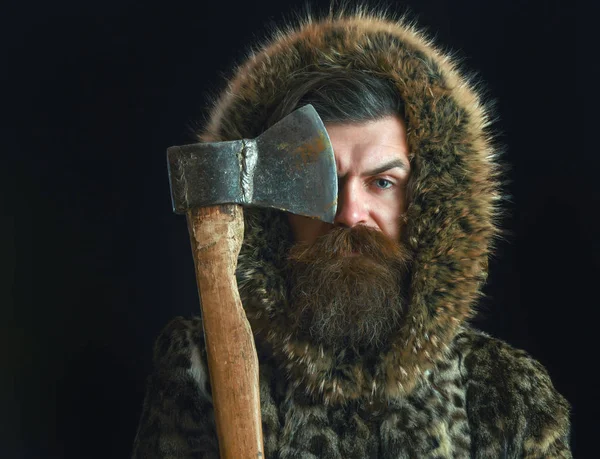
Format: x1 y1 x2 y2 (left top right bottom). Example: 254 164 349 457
132 11 572 458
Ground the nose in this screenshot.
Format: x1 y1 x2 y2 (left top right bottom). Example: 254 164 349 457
334 180 368 228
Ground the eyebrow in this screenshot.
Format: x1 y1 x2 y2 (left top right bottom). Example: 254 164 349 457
362 159 409 177
337 158 410 181
338 159 408 178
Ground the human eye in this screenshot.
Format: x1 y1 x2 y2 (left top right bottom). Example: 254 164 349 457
372 178 394 190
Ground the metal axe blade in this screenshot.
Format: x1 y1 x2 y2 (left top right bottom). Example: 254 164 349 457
167 104 338 222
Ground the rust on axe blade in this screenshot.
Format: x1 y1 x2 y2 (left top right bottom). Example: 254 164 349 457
167 104 338 223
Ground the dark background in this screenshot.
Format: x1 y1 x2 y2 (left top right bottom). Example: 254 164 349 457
2 0 588 457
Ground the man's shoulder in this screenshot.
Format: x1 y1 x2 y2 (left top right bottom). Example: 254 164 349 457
453 328 571 456
455 328 551 377
133 316 216 458
151 315 205 368
453 329 562 389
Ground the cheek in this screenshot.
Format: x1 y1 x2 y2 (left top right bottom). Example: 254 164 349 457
371 195 406 240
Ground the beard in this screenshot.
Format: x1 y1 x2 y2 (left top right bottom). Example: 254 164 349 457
286 225 411 352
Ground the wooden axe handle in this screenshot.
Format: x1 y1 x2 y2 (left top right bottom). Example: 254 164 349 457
186 205 264 459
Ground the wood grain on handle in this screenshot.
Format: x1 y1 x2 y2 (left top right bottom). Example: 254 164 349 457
186 205 264 459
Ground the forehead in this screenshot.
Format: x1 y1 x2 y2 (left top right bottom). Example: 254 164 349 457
324 115 410 173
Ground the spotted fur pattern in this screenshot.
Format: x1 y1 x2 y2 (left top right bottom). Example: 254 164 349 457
133 10 571 458
132 318 570 458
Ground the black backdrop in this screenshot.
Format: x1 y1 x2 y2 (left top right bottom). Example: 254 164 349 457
2 1 588 457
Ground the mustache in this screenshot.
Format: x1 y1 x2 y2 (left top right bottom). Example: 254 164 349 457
287 225 410 266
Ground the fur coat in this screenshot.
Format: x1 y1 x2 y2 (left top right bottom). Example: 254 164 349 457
132 11 571 458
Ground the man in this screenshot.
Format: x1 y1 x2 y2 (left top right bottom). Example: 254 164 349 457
132 11 572 458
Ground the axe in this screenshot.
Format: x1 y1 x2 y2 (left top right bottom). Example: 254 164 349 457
167 105 337 458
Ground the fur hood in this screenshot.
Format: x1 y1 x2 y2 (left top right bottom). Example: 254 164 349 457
197 11 500 405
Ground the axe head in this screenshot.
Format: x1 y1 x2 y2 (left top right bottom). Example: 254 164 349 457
167 105 338 223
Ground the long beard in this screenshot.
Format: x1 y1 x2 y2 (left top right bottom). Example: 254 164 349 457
286 225 411 352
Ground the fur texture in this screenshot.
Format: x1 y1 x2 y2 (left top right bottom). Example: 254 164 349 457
132 10 571 458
